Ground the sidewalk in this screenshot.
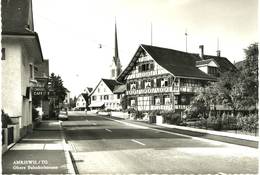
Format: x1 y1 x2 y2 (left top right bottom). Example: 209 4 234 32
2 120 75 174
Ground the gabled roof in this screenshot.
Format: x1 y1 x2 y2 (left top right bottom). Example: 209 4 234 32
202 55 236 72
102 79 123 92
113 85 126 94
1 0 34 34
117 44 216 82
90 78 123 96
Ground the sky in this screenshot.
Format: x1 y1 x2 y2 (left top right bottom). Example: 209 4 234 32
33 0 258 97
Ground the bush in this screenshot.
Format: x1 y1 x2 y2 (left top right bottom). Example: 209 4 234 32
162 111 182 125
1 110 13 128
148 110 162 117
237 114 258 133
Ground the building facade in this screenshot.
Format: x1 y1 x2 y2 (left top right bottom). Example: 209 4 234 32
1 0 46 141
89 79 125 111
117 44 235 115
76 94 87 111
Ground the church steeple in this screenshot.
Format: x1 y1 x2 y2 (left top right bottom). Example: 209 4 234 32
111 21 122 79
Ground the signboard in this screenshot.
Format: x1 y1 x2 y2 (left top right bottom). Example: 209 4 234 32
32 87 47 96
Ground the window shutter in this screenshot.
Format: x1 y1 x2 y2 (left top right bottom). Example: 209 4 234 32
152 96 155 105
138 66 141 72
160 95 163 105
168 77 172 86
127 83 130 90
150 63 154 71
141 80 145 89
156 78 160 87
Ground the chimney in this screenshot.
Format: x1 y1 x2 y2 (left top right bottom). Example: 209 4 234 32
217 50 221 57
199 45 204 59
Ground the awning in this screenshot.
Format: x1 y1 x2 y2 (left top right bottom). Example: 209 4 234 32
89 102 104 108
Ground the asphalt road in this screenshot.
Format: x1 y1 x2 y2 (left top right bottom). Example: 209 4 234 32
62 111 259 174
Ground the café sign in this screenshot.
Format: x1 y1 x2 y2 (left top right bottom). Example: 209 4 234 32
32 87 47 96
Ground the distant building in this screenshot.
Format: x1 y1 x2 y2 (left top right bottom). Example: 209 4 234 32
89 79 125 110
117 44 235 115
76 93 88 111
1 0 46 149
63 89 70 109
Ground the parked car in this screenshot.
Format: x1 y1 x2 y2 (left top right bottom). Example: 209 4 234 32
58 109 68 121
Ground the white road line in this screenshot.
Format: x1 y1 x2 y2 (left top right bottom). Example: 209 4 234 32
102 116 253 148
131 139 146 146
105 129 112 132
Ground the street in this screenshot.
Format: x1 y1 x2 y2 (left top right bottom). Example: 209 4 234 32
61 112 259 174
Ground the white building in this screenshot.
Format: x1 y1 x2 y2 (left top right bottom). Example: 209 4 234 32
76 94 87 111
89 79 125 111
1 0 46 142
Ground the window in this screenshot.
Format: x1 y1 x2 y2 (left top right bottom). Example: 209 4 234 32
104 95 109 100
138 63 154 72
130 99 136 106
163 95 171 105
92 96 96 101
153 96 161 105
144 81 151 89
83 103 85 106
161 78 169 87
130 83 136 90
29 64 33 79
100 96 103 100
117 94 120 99
1 48 5 60
98 88 100 93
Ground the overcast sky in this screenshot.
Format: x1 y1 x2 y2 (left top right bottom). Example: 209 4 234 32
33 0 258 97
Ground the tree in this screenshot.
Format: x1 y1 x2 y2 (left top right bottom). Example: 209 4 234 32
49 73 67 105
120 95 128 110
190 43 258 116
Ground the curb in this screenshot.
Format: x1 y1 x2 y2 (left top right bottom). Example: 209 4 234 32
59 121 77 175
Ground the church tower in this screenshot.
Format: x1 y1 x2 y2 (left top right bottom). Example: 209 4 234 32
110 22 122 79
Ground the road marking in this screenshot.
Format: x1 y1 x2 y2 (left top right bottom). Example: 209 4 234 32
105 129 112 132
131 139 146 146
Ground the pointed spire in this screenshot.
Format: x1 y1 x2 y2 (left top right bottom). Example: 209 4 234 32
114 21 119 60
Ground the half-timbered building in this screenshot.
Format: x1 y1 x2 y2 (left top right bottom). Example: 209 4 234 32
117 44 235 115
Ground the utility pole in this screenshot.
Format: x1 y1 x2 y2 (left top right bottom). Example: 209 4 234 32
151 22 153 46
